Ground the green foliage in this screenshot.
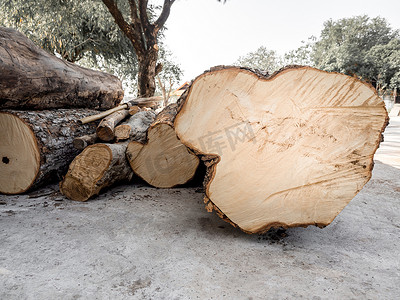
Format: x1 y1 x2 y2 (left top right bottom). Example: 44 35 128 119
235 46 282 73
283 37 316 66
0 0 182 94
312 15 400 92
365 39 400 91
234 15 400 93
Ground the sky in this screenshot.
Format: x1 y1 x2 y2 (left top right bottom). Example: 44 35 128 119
150 0 400 81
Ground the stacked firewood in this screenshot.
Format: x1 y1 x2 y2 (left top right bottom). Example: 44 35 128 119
1 27 390 233
60 102 199 201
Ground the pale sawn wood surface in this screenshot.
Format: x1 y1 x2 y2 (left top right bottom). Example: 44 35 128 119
174 66 388 233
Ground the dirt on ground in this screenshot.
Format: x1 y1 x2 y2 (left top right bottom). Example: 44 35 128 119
0 117 399 299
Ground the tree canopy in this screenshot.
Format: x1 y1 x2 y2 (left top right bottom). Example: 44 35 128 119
235 46 281 73
234 15 400 94
0 0 182 95
312 15 400 92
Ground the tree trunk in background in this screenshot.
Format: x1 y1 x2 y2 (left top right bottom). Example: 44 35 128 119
137 48 158 97
0 109 99 194
0 27 124 110
101 0 175 98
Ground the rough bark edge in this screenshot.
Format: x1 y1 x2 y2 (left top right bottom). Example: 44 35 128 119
1 109 99 194
175 65 389 234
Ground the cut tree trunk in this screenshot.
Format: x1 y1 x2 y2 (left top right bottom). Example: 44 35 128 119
96 109 130 141
174 65 389 233
0 27 123 110
0 109 98 194
60 142 133 202
126 104 200 188
73 133 98 150
114 110 156 142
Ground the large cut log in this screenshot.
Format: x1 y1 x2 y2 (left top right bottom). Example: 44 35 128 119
174 65 388 233
0 109 98 194
60 110 156 201
60 142 133 202
126 104 200 188
0 27 123 110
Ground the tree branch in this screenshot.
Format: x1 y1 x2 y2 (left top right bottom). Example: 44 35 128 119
129 0 140 26
138 0 151 31
154 0 175 34
101 0 144 54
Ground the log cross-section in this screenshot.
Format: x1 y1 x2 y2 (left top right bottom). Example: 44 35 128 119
0 109 98 194
174 65 388 233
126 104 200 188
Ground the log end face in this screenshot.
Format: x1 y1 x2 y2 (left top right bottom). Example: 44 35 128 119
0 113 40 194
60 176 92 202
114 125 132 141
175 66 389 233
96 126 114 142
127 123 199 188
60 145 112 201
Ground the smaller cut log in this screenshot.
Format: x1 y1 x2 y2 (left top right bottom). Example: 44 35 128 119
126 104 200 188
96 109 130 141
73 133 98 150
60 110 156 201
60 142 133 201
128 106 141 115
114 111 156 142
0 109 98 194
123 96 163 109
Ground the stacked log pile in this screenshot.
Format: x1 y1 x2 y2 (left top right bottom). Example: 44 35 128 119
60 104 200 200
1 27 390 233
0 27 123 194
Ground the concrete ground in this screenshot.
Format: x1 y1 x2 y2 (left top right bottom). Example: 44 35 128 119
1 118 399 300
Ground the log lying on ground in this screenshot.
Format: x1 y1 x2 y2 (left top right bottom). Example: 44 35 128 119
126 104 200 188
60 142 133 202
174 65 388 233
114 110 156 141
96 109 130 141
0 109 98 194
60 110 156 201
0 27 123 110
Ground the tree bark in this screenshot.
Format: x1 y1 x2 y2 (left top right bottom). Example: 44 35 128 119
96 109 130 142
174 65 389 233
0 109 98 194
0 27 123 110
60 142 133 202
101 0 175 97
126 104 200 188
137 48 158 97
114 110 156 142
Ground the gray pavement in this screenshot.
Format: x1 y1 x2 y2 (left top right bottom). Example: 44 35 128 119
0 118 399 300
